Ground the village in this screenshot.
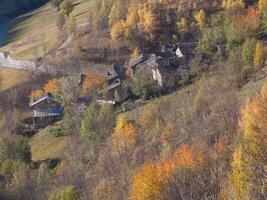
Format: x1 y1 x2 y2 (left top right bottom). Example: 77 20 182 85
26 42 197 130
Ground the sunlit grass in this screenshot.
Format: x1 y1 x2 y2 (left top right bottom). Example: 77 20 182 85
0 67 29 91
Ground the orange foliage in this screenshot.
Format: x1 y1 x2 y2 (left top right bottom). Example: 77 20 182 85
129 144 206 200
130 161 164 200
29 89 45 101
43 78 60 94
234 6 260 34
82 72 105 95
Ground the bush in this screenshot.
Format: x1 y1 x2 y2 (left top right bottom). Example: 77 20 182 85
47 125 67 138
49 185 79 200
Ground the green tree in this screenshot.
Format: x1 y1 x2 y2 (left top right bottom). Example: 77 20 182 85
129 72 155 99
253 41 265 68
81 103 115 141
49 185 79 200
242 38 256 65
0 134 31 164
60 0 74 16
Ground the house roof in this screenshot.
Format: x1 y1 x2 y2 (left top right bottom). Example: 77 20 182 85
177 42 197 58
107 81 121 90
29 94 60 107
129 54 148 68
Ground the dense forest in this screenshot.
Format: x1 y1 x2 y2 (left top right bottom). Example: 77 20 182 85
0 0 266 200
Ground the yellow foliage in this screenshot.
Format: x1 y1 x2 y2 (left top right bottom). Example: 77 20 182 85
258 0 266 14
110 20 125 41
230 84 267 199
253 41 265 68
230 145 247 199
222 0 245 9
130 161 163 200
129 144 206 200
111 116 137 154
194 9 206 29
177 17 188 33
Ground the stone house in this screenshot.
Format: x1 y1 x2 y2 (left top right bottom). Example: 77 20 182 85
128 42 196 88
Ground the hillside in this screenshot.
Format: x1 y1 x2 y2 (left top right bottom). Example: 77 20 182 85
0 1 266 200
0 0 47 20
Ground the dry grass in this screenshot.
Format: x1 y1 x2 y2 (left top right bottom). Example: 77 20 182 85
0 67 29 91
1 0 97 60
29 127 70 161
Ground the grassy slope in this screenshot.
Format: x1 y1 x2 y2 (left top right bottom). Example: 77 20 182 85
1 0 96 60
0 67 29 91
27 72 266 162
29 126 70 161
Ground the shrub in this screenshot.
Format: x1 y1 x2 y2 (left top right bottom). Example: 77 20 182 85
47 125 67 138
49 185 79 200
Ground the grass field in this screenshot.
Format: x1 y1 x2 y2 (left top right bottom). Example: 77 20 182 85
29 126 70 161
1 0 97 60
0 67 29 91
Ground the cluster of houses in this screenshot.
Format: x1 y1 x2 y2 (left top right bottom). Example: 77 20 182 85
28 42 196 128
97 42 197 104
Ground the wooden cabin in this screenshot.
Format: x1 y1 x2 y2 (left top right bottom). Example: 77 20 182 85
29 93 63 128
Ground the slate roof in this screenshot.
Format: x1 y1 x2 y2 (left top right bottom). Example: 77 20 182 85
29 94 60 107
129 54 148 68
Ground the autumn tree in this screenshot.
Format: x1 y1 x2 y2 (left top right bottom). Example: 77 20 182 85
230 84 267 199
194 9 206 29
222 0 245 9
110 20 125 41
129 144 208 200
258 0 266 14
253 40 265 68
108 0 128 26
28 89 45 101
81 72 105 96
111 116 137 154
177 17 188 35
43 78 61 95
